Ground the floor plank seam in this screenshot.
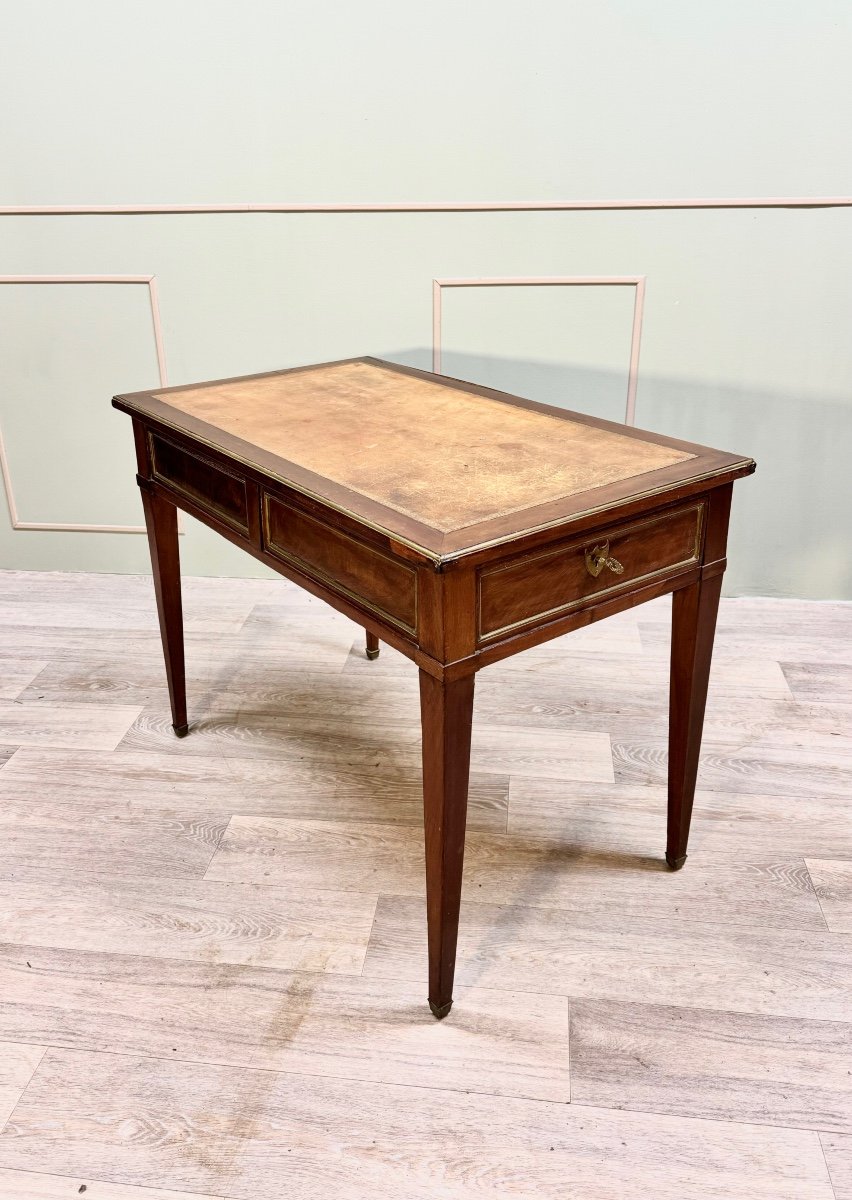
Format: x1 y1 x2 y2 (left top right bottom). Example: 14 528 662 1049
0 749 19 771
197 813 233 879
0 1164 229 1200
4 1043 842 1150
4 944 851 1028
0 942 373 978
818 1132 842 1200
4 957 850 1036
804 859 834 933
359 894 384 979
0 1045 47 1137
371 890 844 940
14 1037 849 1135
2 1040 569 1108
568 1098 849 1138
566 999 572 1106
357 958 852 1021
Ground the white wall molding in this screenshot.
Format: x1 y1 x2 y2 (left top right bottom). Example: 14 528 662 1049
0 274 168 534
1 197 852 215
432 276 646 425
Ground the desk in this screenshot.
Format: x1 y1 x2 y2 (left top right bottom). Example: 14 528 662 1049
114 358 755 1018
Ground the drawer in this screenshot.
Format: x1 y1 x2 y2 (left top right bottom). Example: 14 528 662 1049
149 433 250 535
478 502 704 641
262 493 418 634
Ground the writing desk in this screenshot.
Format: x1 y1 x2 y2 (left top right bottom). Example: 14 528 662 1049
114 358 755 1018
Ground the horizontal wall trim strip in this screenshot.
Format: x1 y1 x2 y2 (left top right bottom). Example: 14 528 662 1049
435 276 645 287
2 197 852 215
0 274 156 282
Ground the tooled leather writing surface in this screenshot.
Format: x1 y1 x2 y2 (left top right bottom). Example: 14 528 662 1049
154 361 694 532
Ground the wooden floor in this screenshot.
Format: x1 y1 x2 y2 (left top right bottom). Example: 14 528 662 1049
0 569 850 1199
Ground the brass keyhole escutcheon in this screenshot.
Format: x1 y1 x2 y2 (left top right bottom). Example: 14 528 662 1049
584 539 625 579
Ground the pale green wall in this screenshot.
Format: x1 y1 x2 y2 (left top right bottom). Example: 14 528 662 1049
1 1 851 597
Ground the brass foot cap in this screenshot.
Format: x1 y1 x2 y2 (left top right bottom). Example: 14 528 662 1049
666 853 687 871
173 723 190 738
429 999 453 1019
366 648 380 660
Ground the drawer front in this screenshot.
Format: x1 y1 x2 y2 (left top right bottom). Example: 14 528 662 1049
149 433 250 535
262 493 418 634
479 502 704 641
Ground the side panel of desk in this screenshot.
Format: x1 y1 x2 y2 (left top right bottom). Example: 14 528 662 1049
132 417 441 671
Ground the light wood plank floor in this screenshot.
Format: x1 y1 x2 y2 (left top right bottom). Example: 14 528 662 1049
0 569 849 1199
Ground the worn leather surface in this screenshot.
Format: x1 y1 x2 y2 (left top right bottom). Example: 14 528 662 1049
156 361 694 532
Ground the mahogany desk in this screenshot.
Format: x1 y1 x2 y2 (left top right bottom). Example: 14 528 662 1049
114 358 755 1018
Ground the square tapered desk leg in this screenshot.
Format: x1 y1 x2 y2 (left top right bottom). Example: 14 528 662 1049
667 571 724 870
139 484 188 738
419 669 476 1018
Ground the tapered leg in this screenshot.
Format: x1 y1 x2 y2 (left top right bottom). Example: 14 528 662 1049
365 631 380 660
419 670 476 1018
667 573 723 869
140 487 188 737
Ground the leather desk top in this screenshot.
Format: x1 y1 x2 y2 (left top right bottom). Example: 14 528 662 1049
115 357 754 560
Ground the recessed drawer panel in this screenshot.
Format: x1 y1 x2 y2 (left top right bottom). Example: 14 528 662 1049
479 502 704 641
262 493 418 634
149 433 250 535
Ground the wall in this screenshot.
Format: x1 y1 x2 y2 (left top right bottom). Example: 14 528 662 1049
1 0 850 597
